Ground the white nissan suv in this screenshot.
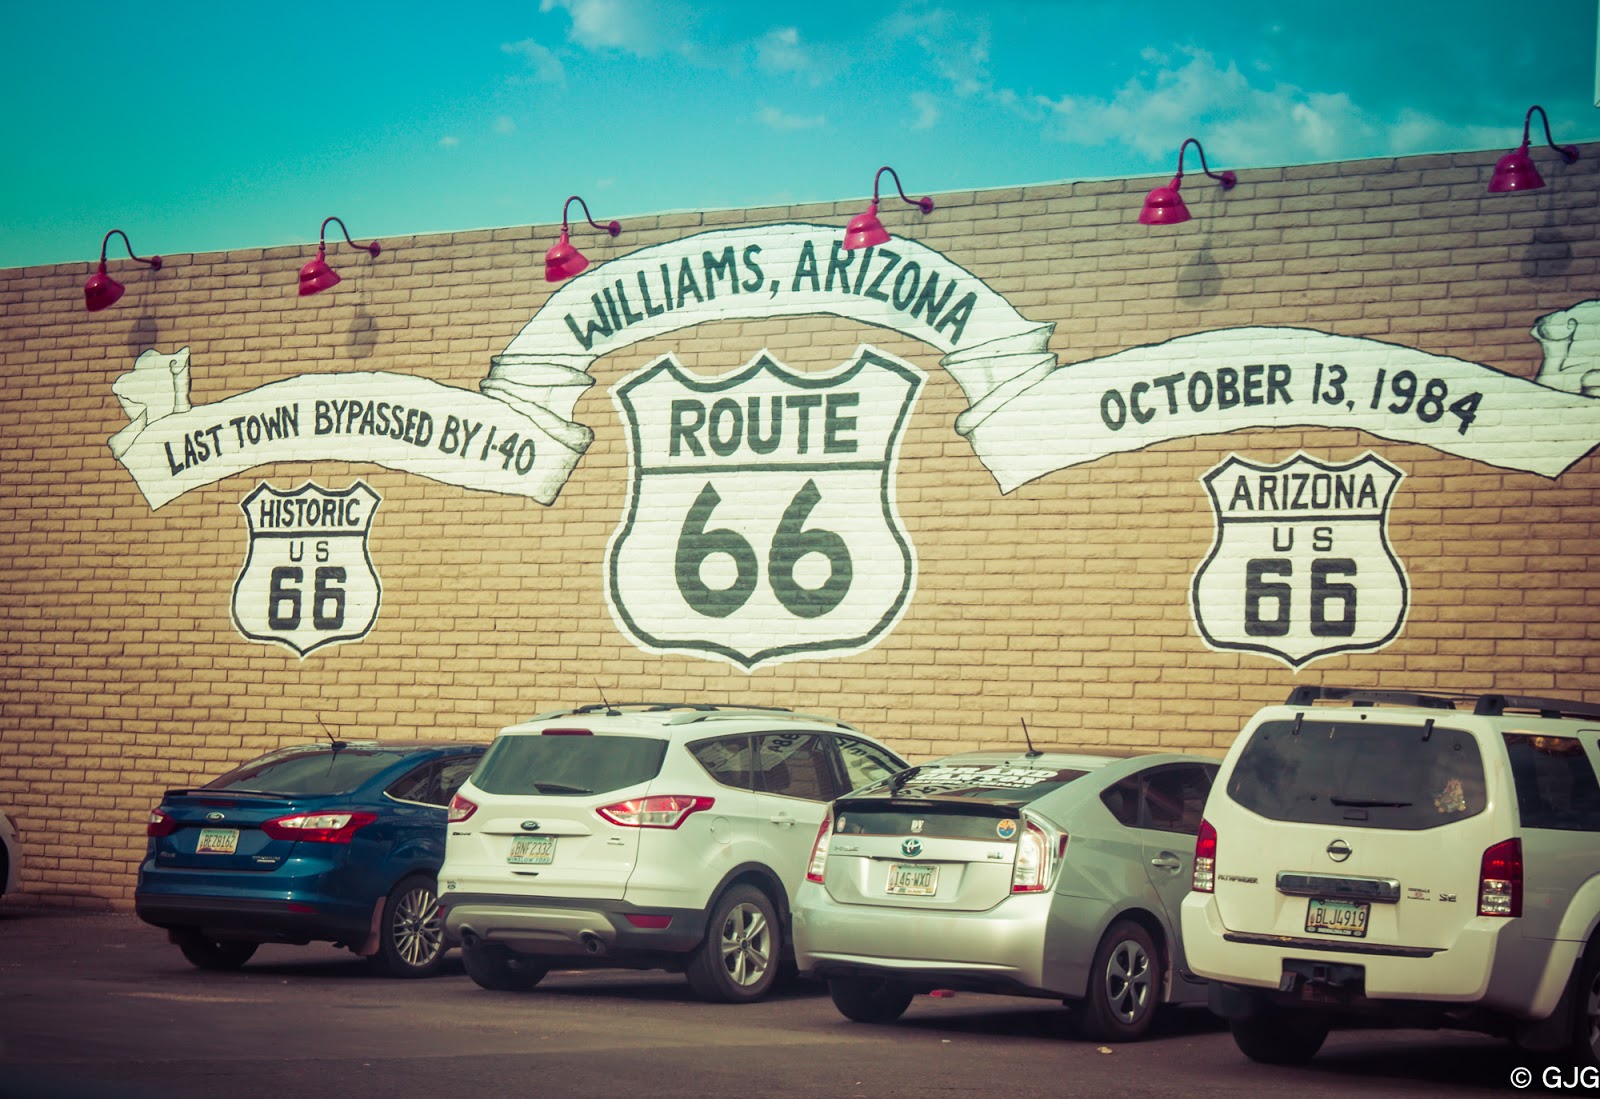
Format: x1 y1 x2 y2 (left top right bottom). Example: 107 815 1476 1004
437 703 908 1002
1182 686 1600 1067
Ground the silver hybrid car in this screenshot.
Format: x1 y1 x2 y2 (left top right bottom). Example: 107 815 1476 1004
793 750 1219 1040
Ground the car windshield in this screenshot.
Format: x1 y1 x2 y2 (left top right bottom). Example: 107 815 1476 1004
472 734 668 796
858 762 1089 808
204 747 404 796
1227 718 1487 830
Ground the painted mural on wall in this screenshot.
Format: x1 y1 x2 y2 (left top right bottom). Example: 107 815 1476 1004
1191 453 1407 667
99 221 1600 667
607 349 923 669
231 480 382 657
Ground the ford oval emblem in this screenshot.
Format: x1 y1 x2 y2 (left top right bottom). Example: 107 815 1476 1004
521 821 541 832
205 812 225 822
1327 839 1352 863
900 837 923 858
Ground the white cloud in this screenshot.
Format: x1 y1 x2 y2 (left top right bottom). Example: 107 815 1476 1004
909 91 939 131
501 38 566 83
1035 48 1506 167
495 115 518 135
757 105 826 131
539 0 679 56
439 136 460 148
756 26 809 74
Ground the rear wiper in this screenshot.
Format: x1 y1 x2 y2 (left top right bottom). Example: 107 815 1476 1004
532 782 593 794
1330 797 1413 808
888 766 923 795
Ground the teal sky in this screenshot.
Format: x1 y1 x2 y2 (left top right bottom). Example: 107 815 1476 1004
3 0 1597 270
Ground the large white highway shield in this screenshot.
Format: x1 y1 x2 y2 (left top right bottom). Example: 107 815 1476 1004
608 350 924 670
1191 452 1409 668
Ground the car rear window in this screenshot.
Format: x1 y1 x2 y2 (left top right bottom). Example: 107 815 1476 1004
856 763 1089 808
205 748 404 796
1227 718 1487 830
472 734 668 796
1503 733 1600 831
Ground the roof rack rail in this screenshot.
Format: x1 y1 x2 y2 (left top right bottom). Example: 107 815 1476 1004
524 702 799 722
1285 685 1600 721
667 709 863 733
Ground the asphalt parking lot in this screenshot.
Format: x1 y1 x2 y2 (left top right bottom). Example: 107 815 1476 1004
0 904 1581 1098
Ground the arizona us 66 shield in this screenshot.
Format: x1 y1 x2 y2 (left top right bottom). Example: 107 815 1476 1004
1190 452 1409 668
607 349 924 670
232 480 383 657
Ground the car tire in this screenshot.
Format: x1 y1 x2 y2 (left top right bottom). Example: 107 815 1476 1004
1573 944 1600 1068
369 875 447 978
173 929 258 971
1075 920 1160 1042
685 884 780 1003
1229 1011 1330 1064
461 941 548 991
828 977 915 1023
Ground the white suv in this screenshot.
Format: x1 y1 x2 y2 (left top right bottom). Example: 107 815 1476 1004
1182 686 1600 1066
438 703 907 1002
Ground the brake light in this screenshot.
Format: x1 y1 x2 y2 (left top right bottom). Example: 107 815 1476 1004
448 794 478 823
541 728 593 735
260 811 377 844
1011 819 1060 893
146 809 176 837
1193 819 1216 892
596 795 714 829
1479 838 1522 917
806 813 833 883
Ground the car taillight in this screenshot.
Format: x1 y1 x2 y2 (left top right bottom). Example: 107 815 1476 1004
448 794 478 823
596 795 714 829
541 728 593 735
1479 838 1522 917
1011 819 1061 894
806 812 833 883
260 811 377 844
1192 819 1216 893
146 809 176 837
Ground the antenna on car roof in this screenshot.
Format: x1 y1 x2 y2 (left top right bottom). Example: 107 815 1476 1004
316 715 347 752
595 681 620 717
1020 718 1041 759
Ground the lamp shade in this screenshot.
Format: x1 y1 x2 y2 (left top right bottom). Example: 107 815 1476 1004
843 201 890 250
83 267 125 312
1139 179 1192 226
545 232 590 282
298 249 343 296
1488 144 1545 193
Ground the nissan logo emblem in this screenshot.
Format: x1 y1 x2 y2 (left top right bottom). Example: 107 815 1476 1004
1326 839 1352 863
205 812 225 822
520 821 541 832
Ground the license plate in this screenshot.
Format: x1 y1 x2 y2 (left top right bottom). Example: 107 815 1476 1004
886 862 938 896
507 835 556 865
195 828 239 855
1305 897 1369 938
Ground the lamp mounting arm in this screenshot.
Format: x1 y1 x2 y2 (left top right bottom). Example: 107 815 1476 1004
318 216 382 258
98 229 162 272
1174 138 1237 191
561 196 622 239
1522 105 1580 165
872 166 935 214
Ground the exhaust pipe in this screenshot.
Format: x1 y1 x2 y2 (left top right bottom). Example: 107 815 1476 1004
581 933 607 956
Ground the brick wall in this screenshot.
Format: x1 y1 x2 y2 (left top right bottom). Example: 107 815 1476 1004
2 146 1598 907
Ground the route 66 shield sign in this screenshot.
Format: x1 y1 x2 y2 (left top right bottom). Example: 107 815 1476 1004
232 481 383 657
607 349 924 670
1190 452 1409 667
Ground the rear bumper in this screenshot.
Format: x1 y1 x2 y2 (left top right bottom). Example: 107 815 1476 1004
793 885 1055 995
1180 892 1578 1020
441 892 709 958
134 892 374 945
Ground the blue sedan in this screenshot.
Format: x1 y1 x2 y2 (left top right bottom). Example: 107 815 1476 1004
136 739 484 977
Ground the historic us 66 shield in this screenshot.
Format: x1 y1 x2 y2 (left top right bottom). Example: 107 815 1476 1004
607 349 924 670
1190 452 1409 668
232 481 382 657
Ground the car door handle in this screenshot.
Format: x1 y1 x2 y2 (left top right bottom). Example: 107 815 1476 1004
769 816 796 826
1149 856 1182 871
